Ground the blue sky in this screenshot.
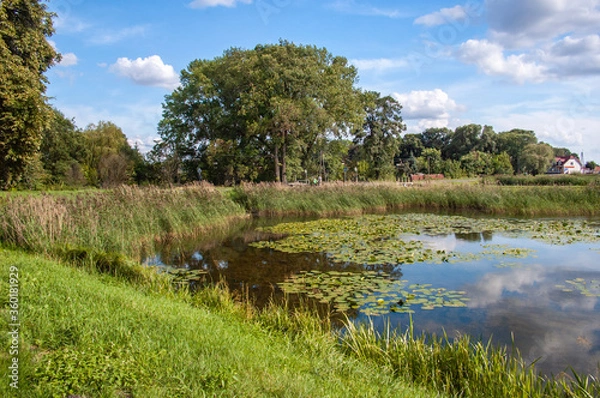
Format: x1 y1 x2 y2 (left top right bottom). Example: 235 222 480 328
46 0 600 163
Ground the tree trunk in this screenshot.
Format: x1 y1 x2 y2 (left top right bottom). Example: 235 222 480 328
274 145 280 183
281 130 288 184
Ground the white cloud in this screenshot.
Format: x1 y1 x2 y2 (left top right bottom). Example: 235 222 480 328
543 35 600 77
393 89 463 120
486 0 600 48
351 58 408 72
189 0 252 8
414 5 469 27
89 25 148 45
456 39 547 83
109 55 180 90
58 53 78 67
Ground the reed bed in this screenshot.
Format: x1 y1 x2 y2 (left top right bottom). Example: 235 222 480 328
0 183 246 258
232 182 600 217
491 174 600 187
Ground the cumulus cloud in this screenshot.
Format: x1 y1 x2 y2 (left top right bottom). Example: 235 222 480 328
456 39 547 83
393 89 463 120
189 0 252 8
414 5 470 26
543 35 600 77
486 0 600 48
58 52 78 67
109 55 179 90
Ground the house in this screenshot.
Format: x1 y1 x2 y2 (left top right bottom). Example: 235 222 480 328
594 166 600 175
548 156 583 174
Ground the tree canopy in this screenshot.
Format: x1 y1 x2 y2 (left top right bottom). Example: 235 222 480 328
0 0 59 189
158 41 364 184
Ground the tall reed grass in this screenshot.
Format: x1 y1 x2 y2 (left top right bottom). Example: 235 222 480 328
232 182 600 217
0 183 246 258
340 317 599 398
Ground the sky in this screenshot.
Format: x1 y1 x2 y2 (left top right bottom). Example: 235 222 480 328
46 0 600 163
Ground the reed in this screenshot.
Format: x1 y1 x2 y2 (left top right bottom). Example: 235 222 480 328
340 318 599 398
232 182 600 217
0 183 247 259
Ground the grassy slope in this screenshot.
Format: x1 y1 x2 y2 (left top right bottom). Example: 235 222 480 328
0 249 437 398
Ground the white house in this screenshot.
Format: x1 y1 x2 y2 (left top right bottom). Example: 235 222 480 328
548 156 583 174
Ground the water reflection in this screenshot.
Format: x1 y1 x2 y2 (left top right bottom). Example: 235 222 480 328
144 215 600 378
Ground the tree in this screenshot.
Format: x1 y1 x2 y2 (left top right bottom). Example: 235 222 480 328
496 129 537 174
521 143 554 175
419 127 452 152
397 134 424 161
159 41 364 184
585 161 598 170
491 152 514 175
353 92 405 180
82 121 134 187
418 148 443 174
0 0 59 188
40 108 87 186
446 124 483 160
460 151 493 176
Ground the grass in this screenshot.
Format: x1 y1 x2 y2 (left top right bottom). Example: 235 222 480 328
0 183 247 259
232 181 600 217
0 248 435 397
340 319 599 398
489 174 600 187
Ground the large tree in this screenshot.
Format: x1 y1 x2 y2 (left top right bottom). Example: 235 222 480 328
0 0 59 189
521 142 554 175
496 129 537 174
158 41 364 184
353 92 405 180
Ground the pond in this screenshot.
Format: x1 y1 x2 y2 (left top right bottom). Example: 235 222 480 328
143 212 600 378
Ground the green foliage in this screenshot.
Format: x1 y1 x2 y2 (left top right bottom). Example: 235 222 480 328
496 129 538 173
82 121 135 187
40 108 87 186
159 40 364 184
460 151 494 176
353 92 405 180
0 0 59 189
521 142 555 175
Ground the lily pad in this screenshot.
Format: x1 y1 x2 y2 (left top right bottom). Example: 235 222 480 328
278 270 470 316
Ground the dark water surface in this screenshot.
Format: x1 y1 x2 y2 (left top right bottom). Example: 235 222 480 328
143 213 600 377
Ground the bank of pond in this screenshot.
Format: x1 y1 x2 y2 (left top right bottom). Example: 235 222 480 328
1 183 600 397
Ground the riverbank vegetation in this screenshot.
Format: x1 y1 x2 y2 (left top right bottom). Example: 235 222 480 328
1 183 600 396
232 181 600 217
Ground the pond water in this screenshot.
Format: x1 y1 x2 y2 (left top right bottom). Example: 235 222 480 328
143 212 600 378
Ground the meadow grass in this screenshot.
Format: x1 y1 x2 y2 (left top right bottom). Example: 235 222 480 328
0 248 436 398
